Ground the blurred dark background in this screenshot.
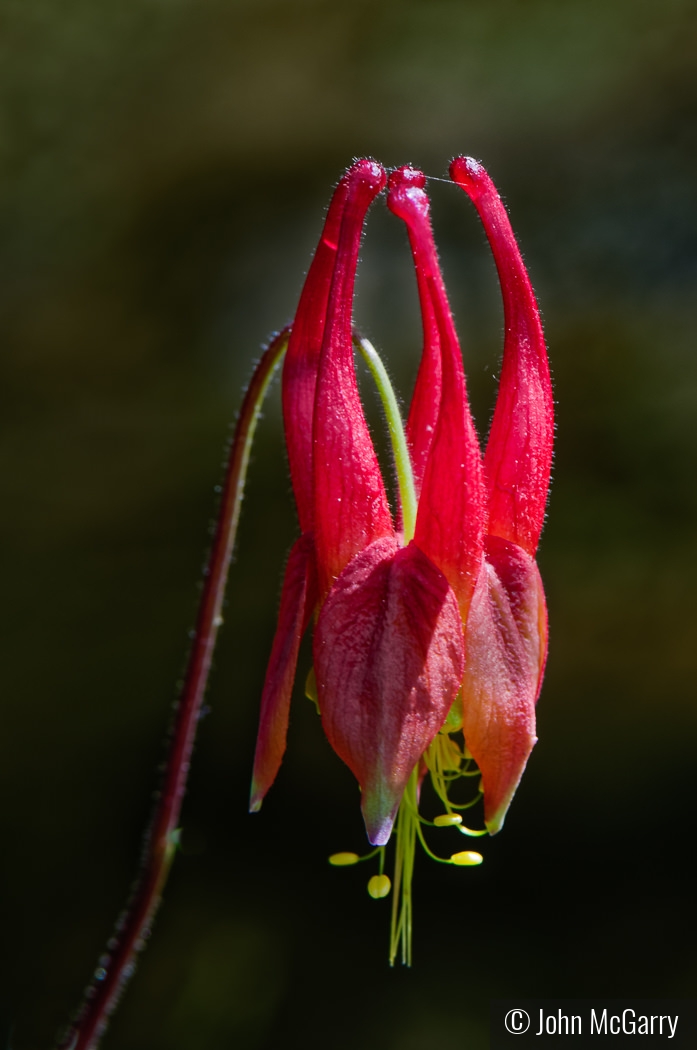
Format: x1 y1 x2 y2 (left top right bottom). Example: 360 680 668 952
2 1 696 1047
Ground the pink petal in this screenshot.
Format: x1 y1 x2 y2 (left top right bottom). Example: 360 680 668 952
314 536 465 845
459 535 548 834
249 533 316 812
450 157 553 556
313 160 393 596
282 173 351 533
387 169 485 617
386 167 442 497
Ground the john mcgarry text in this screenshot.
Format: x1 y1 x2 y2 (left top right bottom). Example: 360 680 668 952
533 1007 678 1038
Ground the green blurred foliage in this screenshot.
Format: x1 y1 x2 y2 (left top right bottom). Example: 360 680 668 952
1 0 696 1046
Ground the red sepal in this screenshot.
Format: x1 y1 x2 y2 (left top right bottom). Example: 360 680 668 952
312 160 393 596
282 177 350 534
249 533 316 812
314 537 465 845
459 536 548 834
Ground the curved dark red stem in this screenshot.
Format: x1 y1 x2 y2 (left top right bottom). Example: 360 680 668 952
56 328 290 1050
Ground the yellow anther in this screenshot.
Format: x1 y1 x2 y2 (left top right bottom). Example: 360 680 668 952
367 874 391 899
328 852 360 867
450 850 484 867
433 813 463 827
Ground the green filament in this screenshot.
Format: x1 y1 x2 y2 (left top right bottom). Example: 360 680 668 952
387 728 488 965
389 768 419 966
331 732 487 967
305 667 320 713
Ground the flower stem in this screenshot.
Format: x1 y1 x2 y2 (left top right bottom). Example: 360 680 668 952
354 334 417 543
56 328 290 1050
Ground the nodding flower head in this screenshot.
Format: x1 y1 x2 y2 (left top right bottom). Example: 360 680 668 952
246 156 553 964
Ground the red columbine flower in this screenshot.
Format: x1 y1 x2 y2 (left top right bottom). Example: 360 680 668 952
248 156 553 962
